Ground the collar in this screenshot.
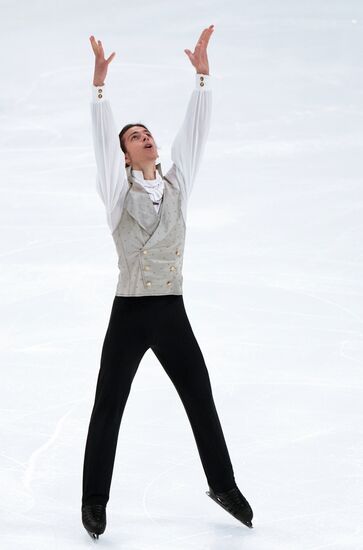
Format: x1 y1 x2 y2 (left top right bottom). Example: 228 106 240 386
126 162 164 184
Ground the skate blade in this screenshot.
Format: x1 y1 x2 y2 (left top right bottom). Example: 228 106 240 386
86 529 99 540
206 490 253 529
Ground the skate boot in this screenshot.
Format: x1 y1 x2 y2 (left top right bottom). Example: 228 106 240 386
206 485 253 528
81 503 107 540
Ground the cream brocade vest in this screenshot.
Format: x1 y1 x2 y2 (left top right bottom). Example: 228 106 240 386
111 163 187 296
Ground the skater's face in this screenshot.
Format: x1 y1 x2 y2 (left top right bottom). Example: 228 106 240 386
123 126 158 168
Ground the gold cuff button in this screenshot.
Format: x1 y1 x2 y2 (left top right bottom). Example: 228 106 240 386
146 281 151 287
143 250 148 255
166 281 171 286
144 266 150 271
170 266 176 271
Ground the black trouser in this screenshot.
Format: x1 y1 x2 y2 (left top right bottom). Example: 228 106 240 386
82 294 236 506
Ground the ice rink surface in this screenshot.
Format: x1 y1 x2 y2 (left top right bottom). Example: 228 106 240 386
1 0 362 548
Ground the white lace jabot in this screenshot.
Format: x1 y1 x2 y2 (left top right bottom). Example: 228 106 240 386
131 168 164 205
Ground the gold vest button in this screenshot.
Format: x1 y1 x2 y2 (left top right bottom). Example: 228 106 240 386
166 281 171 286
144 266 150 271
98 94 103 98
146 281 151 286
143 250 148 255
170 266 176 271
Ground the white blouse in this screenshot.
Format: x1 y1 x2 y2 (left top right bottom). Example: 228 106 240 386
90 73 212 233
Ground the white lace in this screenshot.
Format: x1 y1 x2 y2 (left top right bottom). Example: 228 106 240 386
132 169 164 204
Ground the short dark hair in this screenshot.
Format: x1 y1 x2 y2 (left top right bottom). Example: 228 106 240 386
119 123 150 168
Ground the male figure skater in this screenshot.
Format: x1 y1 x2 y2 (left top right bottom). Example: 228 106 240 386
81 25 254 539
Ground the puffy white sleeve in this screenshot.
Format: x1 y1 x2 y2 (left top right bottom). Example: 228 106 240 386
170 73 212 205
90 83 129 232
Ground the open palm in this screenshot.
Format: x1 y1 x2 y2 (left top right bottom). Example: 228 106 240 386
90 35 116 86
184 25 214 75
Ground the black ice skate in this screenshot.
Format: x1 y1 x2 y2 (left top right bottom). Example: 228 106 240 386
206 485 254 528
81 503 107 540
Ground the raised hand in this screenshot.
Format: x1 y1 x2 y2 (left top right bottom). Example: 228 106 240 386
90 36 116 86
184 24 214 75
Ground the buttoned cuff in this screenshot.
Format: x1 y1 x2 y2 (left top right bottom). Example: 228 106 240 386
92 83 106 102
195 73 211 90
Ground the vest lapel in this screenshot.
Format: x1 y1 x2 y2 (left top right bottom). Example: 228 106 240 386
124 163 180 248
143 175 180 249
125 163 163 235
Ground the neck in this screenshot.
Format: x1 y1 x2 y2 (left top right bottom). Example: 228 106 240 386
132 163 157 180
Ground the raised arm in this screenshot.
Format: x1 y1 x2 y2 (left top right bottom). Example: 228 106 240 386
89 36 128 233
169 25 214 203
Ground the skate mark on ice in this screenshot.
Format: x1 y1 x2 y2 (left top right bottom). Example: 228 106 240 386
22 405 75 492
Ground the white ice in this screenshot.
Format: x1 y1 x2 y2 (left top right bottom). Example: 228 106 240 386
1 1 363 549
